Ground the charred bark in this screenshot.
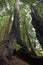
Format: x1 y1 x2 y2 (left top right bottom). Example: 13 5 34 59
30 4 43 49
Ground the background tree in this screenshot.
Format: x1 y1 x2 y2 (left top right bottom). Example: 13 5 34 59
0 0 43 57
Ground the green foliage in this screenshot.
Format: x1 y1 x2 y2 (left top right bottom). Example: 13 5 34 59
20 0 43 18
0 0 43 56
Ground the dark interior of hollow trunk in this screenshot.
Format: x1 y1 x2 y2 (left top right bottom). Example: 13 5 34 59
0 48 43 65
